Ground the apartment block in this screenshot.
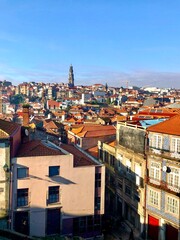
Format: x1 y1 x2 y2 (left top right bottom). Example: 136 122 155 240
11 140 105 238
146 115 180 240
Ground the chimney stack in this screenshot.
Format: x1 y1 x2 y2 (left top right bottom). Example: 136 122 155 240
22 105 30 127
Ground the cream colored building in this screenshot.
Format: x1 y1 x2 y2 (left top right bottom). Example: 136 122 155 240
98 122 147 238
0 120 21 229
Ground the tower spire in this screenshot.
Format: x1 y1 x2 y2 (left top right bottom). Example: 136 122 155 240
68 65 74 88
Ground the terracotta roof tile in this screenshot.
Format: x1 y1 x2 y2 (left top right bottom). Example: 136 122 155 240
61 144 97 167
109 140 116 147
70 124 116 138
0 119 20 138
86 146 98 158
17 140 64 157
147 115 180 136
80 129 116 138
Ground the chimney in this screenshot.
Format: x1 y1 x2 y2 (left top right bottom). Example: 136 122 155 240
22 105 30 127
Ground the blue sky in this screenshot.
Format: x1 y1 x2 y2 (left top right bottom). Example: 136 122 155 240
0 0 180 88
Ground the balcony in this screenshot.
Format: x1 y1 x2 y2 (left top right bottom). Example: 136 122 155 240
147 147 180 160
146 177 180 195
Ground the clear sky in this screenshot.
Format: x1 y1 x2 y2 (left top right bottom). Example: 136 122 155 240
0 0 180 88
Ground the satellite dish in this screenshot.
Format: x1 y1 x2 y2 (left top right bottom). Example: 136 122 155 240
25 129 29 136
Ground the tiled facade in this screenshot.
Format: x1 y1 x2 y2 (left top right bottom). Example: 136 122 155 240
146 127 180 240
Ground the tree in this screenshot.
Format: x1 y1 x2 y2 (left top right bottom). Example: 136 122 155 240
10 94 25 105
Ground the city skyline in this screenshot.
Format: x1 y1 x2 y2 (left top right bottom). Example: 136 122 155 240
0 0 180 88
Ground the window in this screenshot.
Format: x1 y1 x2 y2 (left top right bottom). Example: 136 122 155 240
110 155 115 167
95 173 101 188
152 135 162 149
95 197 101 210
171 138 180 153
135 164 141 186
17 167 29 179
149 189 159 207
167 167 180 188
126 159 131 173
99 149 103 160
134 193 140 202
17 188 28 207
125 185 131 196
118 181 123 190
150 162 160 180
76 138 80 146
117 154 123 171
49 166 60 177
48 186 59 204
166 196 179 215
104 151 109 163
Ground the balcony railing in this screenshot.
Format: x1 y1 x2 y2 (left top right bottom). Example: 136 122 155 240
147 147 180 159
146 177 180 194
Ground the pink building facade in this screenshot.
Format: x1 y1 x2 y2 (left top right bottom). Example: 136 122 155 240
11 140 105 238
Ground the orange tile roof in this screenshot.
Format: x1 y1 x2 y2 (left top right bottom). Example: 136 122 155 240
86 146 98 158
71 124 116 138
17 140 63 157
147 115 180 136
82 129 116 138
71 124 115 133
108 140 116 147
67 117 76 123
61 144 97 167
0 119 20 138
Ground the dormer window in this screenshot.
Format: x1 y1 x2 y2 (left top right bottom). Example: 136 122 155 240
76 137 80 146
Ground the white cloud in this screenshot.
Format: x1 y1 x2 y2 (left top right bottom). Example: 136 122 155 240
0 62 179 88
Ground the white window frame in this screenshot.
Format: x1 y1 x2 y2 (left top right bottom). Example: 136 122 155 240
149 161 161 180
126 158 131 174
166 195 179 215
152 134 162 149
135 164 141 186
148 188 160 208
117 154 123 171
171 137 180 153
167 167 180 188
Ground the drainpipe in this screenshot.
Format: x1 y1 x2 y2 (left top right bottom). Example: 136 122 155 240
144 131 148 240
8 164 13 230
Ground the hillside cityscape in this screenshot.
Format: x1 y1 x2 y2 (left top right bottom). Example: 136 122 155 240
0 65 179 240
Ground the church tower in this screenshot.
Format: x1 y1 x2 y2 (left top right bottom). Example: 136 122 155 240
68 65 74 88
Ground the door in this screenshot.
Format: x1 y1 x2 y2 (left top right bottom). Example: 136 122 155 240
14 211 29 235
47 208 61 235
166 224 178 240
148 215 159 240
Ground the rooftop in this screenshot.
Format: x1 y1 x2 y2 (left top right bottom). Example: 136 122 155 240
60 143 98 167
147 114 180 136
0 119 20 139
17 140 64 157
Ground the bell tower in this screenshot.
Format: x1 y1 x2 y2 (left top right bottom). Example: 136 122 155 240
68 65 74 88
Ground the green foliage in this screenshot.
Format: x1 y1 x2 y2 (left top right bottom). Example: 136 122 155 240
10 94 25 105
